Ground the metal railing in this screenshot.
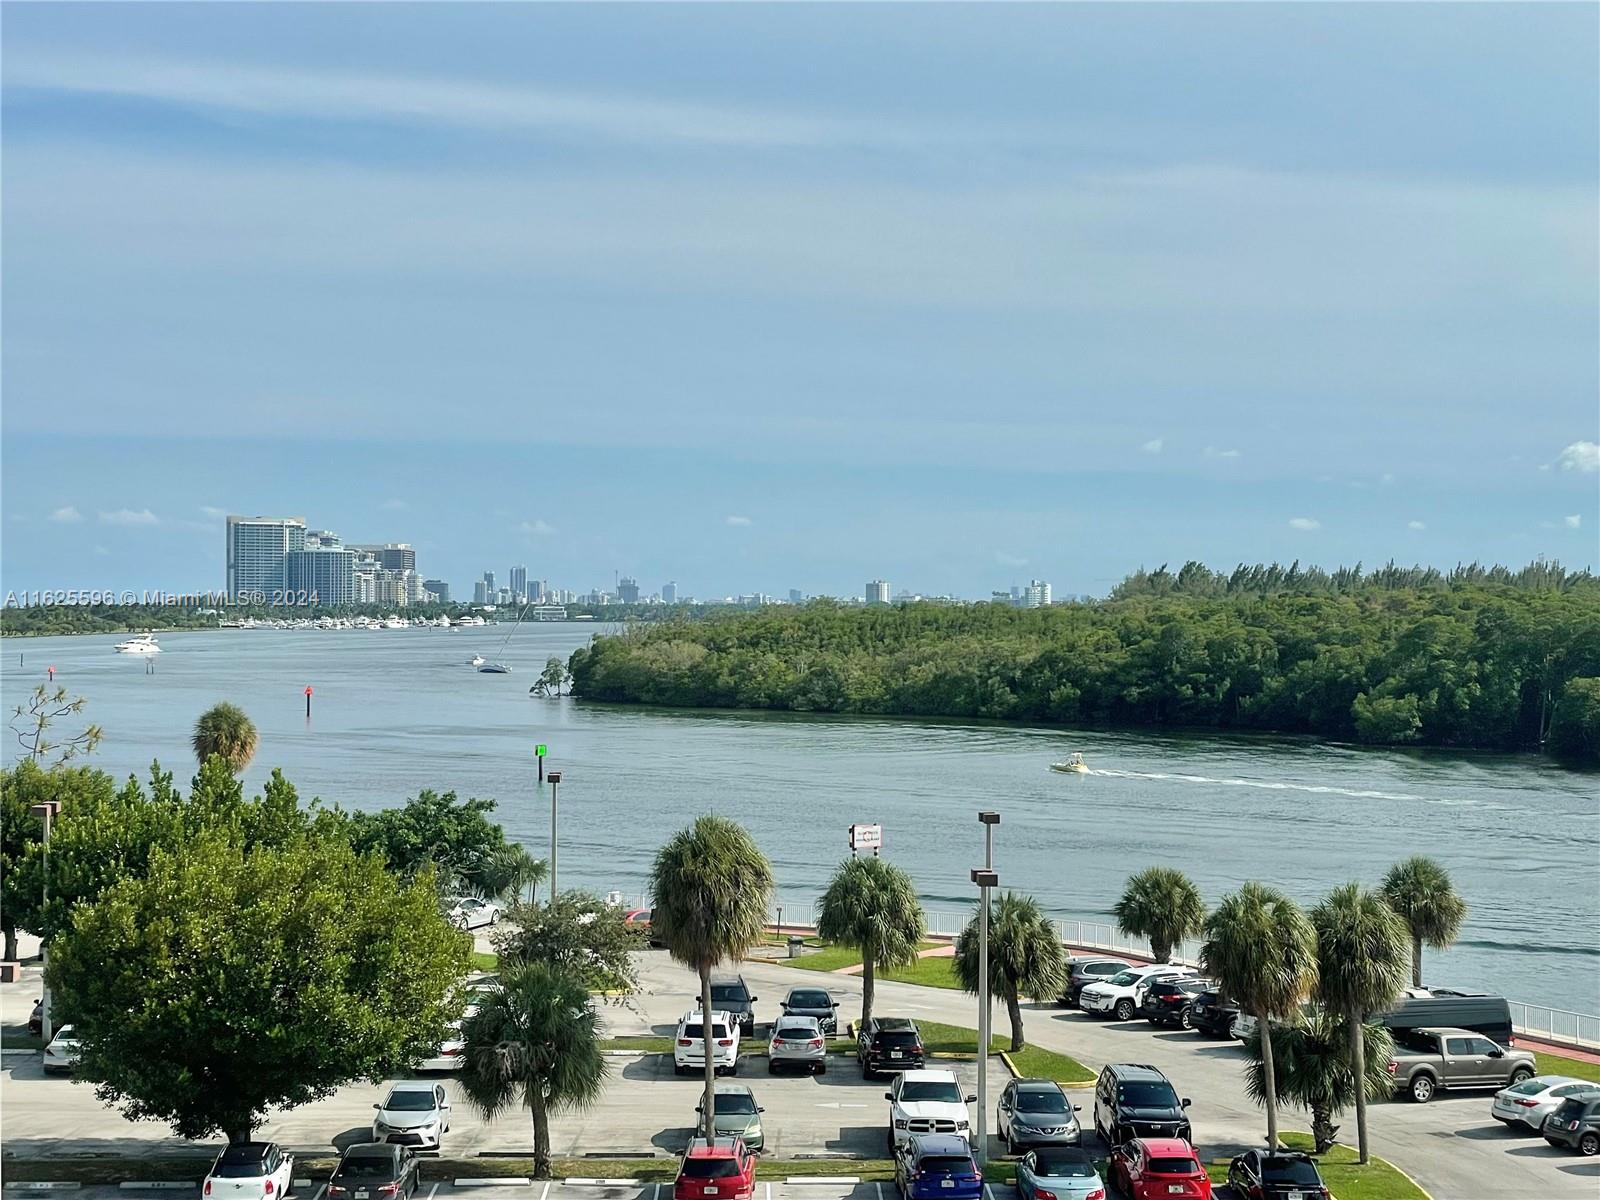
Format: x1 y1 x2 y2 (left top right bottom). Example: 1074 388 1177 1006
771 898 1600 1051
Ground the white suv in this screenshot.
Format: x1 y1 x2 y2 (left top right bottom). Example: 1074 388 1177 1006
1079 964 1194 1021
674 1010 740 1076
885 1068 975 1149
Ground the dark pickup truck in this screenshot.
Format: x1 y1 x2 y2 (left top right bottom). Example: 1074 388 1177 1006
1386 1026 1536 1103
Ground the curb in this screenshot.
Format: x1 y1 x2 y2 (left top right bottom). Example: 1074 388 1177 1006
785 1180 861 1186
118 1185 199 1192
562 1180 650 1187
0 1048 40 1056
1384 1158 1435 1200
454 1181 530 1189
3 1187 84 1193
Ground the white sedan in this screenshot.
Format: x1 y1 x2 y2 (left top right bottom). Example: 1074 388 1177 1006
42 1025 82 1074
446 897 505 930
1492 1075 1599 1131
373 1081 451 1150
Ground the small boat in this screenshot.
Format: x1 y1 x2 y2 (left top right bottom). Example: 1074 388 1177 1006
478 663 512 674
1050 752 1089 774
114 632 162 655
468 654 486 667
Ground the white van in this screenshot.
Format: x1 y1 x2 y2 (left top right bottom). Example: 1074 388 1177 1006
674 1010 740 1076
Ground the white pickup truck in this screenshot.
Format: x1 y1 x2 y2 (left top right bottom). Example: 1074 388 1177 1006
885 1068 976 1150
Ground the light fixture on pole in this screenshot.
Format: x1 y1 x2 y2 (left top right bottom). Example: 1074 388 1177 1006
546 771 562 902
973 810 1001 1164
29 801 61 1043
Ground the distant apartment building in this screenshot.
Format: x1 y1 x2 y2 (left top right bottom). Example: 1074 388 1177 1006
509 566 528 601
866 579 891 605
1024 580 1052 608
661 581 677 604
285 547 355 606
618 577 640 604
991 590 1016 607
226 515 307 599
304 529 342 549
789 589 803 604
423 579 450 603
473 579 489 605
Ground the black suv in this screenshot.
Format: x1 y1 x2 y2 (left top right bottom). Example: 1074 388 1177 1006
1188 989 1238 1037
1093 1063 1192 1146
1059 957 1130 1008
1227 1150 1330 1199
1142 978 1212 1028
1543 1092 1600 1156
780 986 840 1035
709 975 758 1037
857 1016 925 1078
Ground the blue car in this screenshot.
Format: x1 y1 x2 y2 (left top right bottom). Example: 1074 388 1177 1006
894 1134 983 1200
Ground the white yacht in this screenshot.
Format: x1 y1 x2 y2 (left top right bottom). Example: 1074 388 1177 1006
114 632 162 655
468 653 486 667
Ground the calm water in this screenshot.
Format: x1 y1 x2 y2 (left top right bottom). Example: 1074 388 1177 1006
4 626 1597 1014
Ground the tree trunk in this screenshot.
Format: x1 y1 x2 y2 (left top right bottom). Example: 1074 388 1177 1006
226 1127 252 1146
1260 1011 1280 1149
861 953 876 1031
700 966 717 1140
531 1088 552 1179
1412 932 1423 988
1005 989 1025 1052
1350 1007 1371 1164
3 921 16 963
1152 936 1171 964
1310 1100 1338 1155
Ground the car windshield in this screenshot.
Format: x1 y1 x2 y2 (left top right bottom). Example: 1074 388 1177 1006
1261 1158 1323 1185
1016 1090 1068 1114
1508 1078 1551 1096
682 1022 730 1039
1106 972 1140 986
1147 1157 1200 1176
789 991 830 1007
775 1024 817 1040
876 1030 919 1046
1552 1098 1593 1120
714 1093 757 1114
900 1080 962 1103
383 1091 437 1111
710 985 749 1003
918 1156 974 1175
339 1158 396 1180
1034 1153 1094 1178
680 1160 739 1179
1117 1081 1178 1107
213 1159 269 1179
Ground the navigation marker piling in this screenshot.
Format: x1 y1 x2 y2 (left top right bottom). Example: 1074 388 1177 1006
305 685 313 719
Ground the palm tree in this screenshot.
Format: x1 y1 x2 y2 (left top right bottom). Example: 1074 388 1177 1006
1312 883 1410 1163
953 891 1068 1051
191 703 258 775
1241 1009 1395 1154
478 843 548 905
1201 882 1319 1149
1380 856 1467 988
458 960 607 1179
650 816 774 1139
815 856 925 1030
1112 867 1206 963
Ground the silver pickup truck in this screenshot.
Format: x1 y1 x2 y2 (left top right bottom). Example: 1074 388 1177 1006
1386 1026 1536 1103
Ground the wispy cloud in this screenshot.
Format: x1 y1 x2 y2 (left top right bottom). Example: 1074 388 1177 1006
49 505 82 523
380 498 408 511
199 505 228 519
994 551 1029 567
1141 438 1164 455
1204 446 1242 459
519 519 555 536
1407 520 1427 531
99 508 159 526
1558 440 1599 472
1288 516 1321 531
725 515 753 527
1565 514 1583 529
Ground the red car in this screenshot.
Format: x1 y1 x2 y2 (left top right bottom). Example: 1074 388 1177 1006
625 908 665 948
673 1136 756 1200
1108 1138 1211 1200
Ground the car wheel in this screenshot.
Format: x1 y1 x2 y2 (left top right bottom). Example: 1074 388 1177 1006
1229 1015 1243 1039
1179 1007 1193 1030
1545 1138 1563 1149
1114 999 1135 1021
1509 1067 1534 1086
1410 1074 1436 1104
1580 1132 1599 1157
816 1062 826 1076
767 1060 776 1075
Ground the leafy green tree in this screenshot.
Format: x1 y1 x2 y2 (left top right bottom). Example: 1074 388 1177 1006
1 761 119 960
1202 882 1319 1149
458 961 607 1179
347 789 514 897
1548 676 1600 765
649 816 774 1139
48 830 469 1143
496 891 643 993
815 856 926 1028
191 702 259 774
9 684 103 765
1242 1010 1395 1154
479 843 548 904
1380 856 1467 988
1112 867 1207 963
1311 883 1410 1163
953 891 1068 1051
1351 692 1422 744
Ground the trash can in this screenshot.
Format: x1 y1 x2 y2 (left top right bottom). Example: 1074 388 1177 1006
787 936 806 959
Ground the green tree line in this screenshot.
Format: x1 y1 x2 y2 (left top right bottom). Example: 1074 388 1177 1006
567 562 1600 764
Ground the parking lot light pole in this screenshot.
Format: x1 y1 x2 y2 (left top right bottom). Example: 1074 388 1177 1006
973 808 1001 1166
547 772 562 903
29 801 61 1042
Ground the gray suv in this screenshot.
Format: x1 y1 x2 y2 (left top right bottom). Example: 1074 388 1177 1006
998 1078 1081 1150
1060 957 1130 1008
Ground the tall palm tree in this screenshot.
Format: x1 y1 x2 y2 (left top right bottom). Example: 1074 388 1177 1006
650 816 774 1139
477 843 548 905
1241 1009 1396 1154
458 961 607 1179
953 891 1068 1051
1112 867 1207 963
816 856 925 1030
1380 856 1467 988
191 703 258 775
1312 883 1410 1163
1201 882 1318 1149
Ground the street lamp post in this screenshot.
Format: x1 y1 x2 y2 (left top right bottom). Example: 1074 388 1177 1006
28 801 61 1043
546 771 562 903
973 809 1001 1166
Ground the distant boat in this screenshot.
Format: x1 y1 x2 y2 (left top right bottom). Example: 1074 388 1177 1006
477 663 512 674
114 632 162 655
477 601 531 677
1050 752 1089 774
468 653 486 667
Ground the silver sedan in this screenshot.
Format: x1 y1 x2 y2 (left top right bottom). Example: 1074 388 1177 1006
1492 1075 1599 1132
767 1016 827 1075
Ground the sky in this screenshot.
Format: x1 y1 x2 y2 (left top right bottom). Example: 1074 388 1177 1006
2 3 1597 601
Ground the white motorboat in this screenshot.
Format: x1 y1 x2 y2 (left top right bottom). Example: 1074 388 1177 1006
114 632 162 655
1050 752 1089 774
468 654 486 667
477 663 512 674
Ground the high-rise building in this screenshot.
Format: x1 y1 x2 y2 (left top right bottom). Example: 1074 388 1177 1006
1024 579 1053 608
473 579 489 605
285 548 355 607
348 543 416 573
423 579 450 603
304 529 342 549
789 589 803 604
991 590 1016 607
618 577 640 604
510 566 528 601
661 581 677 604
866 579 891 605
226 515 307 599
484 571 496 593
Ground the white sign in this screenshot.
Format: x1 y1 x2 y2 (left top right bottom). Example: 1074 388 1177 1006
849 823 883 851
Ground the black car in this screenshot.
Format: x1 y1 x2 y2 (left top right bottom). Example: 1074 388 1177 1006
1059 956 1130 1008
327 1144 420 1200
1188 990 1238 1037
1092 1063 1192 1146
779 986 839 1036
1544 1093 1600 1156
1141 978 1212 1028
28 999 43 1036
1227 1149 1330 1198
709 975 758 1037
857 1016 925 1078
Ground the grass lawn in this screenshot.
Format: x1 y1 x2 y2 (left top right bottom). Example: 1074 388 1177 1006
783 939 943 975
1198 1134 1427 1200
881 956 961 989
470 951 498 972
911 1019 1094 1085
1536 1050 1600 1083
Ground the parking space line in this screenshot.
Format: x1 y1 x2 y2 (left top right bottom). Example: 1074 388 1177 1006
310 1186 326 1200
538 1184 549 1200
875 1184 883 1200
426 1186 438 1200
765 1184 772 1200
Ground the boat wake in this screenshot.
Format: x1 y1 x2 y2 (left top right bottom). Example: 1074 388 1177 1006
1087 768 1427 804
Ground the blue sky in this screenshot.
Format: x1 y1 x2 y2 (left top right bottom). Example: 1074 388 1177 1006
3 4 1596 600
